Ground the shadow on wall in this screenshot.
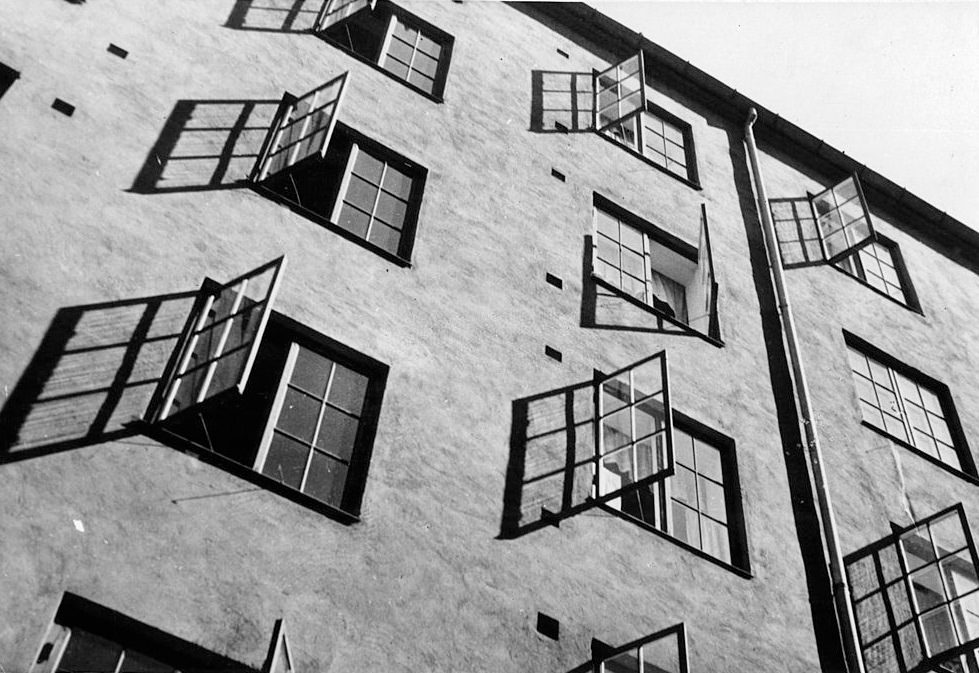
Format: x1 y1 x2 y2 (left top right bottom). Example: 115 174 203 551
500 378 598 539
579 237 702 338
224 0 323 32
0 292 197 463
529 70 594 134
129 99 280 195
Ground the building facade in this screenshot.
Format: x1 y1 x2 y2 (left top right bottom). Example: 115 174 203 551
1 1 978 672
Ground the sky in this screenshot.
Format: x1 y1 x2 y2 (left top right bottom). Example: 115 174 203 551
590 2 979 231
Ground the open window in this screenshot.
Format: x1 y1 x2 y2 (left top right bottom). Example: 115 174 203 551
593 623 688 673
594 52 646 132
770 174 876 267
594 350 675 505
251 75 426 265
313 0 453 100
145 258 388 520
591 195 720 342
844 504 979 673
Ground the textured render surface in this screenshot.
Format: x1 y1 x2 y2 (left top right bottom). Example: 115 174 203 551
0 1 871 671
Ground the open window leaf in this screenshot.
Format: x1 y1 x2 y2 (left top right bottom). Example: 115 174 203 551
810 174 876 263
313 0 376 32
594 350 674 504
686 204 719 339
147 257 286 423
253 73 349 182
594 52 646 132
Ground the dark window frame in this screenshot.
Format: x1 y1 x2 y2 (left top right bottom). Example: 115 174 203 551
144 309 389 524
315 0 454 103
832 233 922 314
252 121 427 267
598 409 751 577
843 331 976 484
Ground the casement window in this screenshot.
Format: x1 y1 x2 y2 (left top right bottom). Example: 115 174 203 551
603 413 748 571
146 257 388 519
251 73 426 265
314 0 453 100
844 504 979 673
31 593 279 673
593 623 689 673
845 333 973 477
770 174 876 267
591 195 720 341
834 236 919 310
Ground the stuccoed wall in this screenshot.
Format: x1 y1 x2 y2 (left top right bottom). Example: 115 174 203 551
755 142 979 564
0 1 863 670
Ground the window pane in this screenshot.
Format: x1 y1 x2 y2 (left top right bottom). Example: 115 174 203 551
932 515 969 557
672 501 700 548
118 650 174 673
911 566 946 612
382 164 413 199
387 36 414 65
291 348 334 398
304 450 348 506
698 476 727 523
58 630 122 673
344 174 379 212
922 606 958 655
278 388 321 444
368 220 402 254
942 551 979 597
383 57 410 80
315 406 360 461
416 32 441 58
374 191 408 227
701 517 731 564
672 465 697 507
263 433 310 489
336 203 372 238
695 441 723 482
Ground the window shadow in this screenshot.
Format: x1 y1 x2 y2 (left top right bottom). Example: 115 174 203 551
224 0 323 32
530 69 594 134
499 378 598 539
579 236 704 338
129 98 281 195
0 291 198 464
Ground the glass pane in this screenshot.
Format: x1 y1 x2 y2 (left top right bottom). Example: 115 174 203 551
336 203 371 238
291 348 333 398
383 57 410 80
619 221 643 252
314 406 360 461
382 164 413 199
695 441 723 482
374 191 409 227
352 146 385 183
413 51 439 78
263 432 310 489
701 517 731 563
602 406 633 451
911 565 947 613
368 221 402 254
597 235 621 267
621 249 645 278
629 358 663 399
951 593 979 643
942 551 979 598
633 399 664 440
344 174 379 212
932 514 969 557
407 69 436 94
922 606 958 656
674 431 694 468
391 17 417 42
416 33 441 58
278 388 321 444
57 629 122 673
672 501 700 548
596 209 619 238
672 465 697 507
698 476 727 523
903 528 937 572
602 378 631 414
303 450 348 506
386 36 414 65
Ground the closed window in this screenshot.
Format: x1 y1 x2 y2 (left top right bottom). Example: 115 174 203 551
251 74 426 264
834 236 919 310
604 105 698 184
591 196 720 341
315 0 452 100
146 258 388 519
605 414 748 571
845 333 972 476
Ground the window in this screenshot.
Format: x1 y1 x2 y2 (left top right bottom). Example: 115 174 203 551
251 74 426 265
591 196 720 341
603 413 748 570
844 505 979 673
770 174 876 266
31 593 263 673
845 333 972 476
146 258 388 519
834 235 919 309
603 104 698 184
593 623 689 673
315 0 453 100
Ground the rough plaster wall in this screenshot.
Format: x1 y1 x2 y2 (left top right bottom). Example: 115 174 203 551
756 145 979 561
0 1 827 671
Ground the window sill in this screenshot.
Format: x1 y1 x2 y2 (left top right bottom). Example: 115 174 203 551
830 264 923 315
859 420 979 486
592 130 702 191
314 35 445 104
249 183 413 268
597 502 752 579
137 421 362 525
592 273 724 348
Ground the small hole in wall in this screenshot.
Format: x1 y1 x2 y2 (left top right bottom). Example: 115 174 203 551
550 168 566 182
51 98 75 116
545 273 563 289
107 44 129 59
556 48 570 59
537 612 560 640
544 346 562 362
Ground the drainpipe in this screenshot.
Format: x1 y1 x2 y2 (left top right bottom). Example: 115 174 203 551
743 108 865 673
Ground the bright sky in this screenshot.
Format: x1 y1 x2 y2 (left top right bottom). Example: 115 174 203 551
591 2 979 231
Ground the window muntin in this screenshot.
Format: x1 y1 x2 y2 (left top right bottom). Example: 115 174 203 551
256 342 369 508
847 344 960 469
252 78 425 264
595 623 688 673
592 199 719 340
316 0 452 100
845 505 979 673
835 239 912 305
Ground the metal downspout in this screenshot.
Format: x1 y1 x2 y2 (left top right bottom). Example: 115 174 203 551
743 108 865 673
